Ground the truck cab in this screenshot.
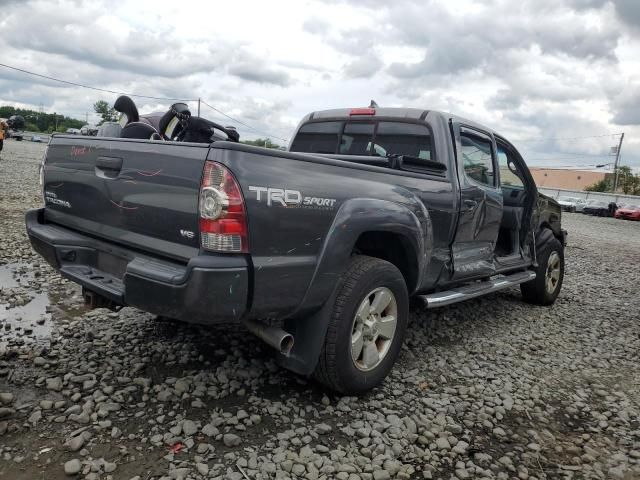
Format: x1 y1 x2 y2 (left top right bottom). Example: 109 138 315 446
288 107 563 288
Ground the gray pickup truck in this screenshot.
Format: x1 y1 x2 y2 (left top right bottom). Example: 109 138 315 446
26 106 566 394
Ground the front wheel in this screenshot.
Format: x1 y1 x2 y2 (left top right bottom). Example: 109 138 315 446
314 255 408 394
521 235 564 306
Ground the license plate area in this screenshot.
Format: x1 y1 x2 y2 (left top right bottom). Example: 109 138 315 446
97 251 128 280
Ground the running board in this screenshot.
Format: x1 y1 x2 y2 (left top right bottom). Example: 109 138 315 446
420 270 536 309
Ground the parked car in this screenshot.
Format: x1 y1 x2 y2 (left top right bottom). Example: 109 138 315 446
26 105 567 394
31 135 43 143
96 122 122 138
557 196 587 212
80 125 98 136
615 204 640 220
583 200 611 216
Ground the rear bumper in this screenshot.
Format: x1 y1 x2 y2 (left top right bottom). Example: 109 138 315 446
25 208 249 323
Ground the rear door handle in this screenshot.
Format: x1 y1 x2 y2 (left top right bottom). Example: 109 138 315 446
463 199 478 208
95 156 123 179
96 156 123 170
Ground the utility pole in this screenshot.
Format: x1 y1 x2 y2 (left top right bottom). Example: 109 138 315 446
54 112 58 132
197 98 201 117
612 132 625 192
85 112 89 124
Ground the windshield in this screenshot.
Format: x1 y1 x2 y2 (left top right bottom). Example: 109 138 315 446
290 120 433 161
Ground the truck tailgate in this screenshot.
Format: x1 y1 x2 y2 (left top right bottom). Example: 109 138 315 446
42 136 210 261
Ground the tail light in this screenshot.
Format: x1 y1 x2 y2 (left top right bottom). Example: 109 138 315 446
349 108 375 116
39 140 50 203
199 161 248 253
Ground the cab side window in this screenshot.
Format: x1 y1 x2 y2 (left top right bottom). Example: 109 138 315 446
496 143 525 188
460 131 495 187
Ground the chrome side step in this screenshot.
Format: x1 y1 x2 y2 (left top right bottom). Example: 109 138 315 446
420 270 536 309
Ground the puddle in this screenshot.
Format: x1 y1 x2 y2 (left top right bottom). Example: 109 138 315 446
0 264 20 289
0 293 53 348
0 263 87 348
0 263 35 290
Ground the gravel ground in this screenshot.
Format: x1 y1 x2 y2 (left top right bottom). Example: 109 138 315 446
0 139 639 480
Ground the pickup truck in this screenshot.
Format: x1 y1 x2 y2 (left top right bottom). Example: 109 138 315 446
26 106 566 394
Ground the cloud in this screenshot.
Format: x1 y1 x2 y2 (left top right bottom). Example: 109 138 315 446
228 62 291 86
612 0 640 30
344 53 383 78
302 17 331 35
611 87 640 125
0 0 639 166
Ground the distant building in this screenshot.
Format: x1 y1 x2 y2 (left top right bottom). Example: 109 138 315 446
529 167 610 190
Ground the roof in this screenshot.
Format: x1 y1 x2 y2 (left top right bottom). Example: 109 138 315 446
530 166 640 174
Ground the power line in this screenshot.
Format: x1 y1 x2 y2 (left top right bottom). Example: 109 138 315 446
516 132 624 143
0 62 197 102
199 100 289 143
0 61 290 143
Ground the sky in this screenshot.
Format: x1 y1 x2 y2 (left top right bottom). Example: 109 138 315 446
1 0 640 168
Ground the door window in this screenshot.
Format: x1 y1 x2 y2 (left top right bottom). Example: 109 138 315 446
496 144 525 188
460 130 496 187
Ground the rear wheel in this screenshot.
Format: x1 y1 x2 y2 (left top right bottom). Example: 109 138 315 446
314 255 408 394
521 235 564 306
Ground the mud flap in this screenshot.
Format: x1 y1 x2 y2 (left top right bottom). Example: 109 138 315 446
277 284 340 376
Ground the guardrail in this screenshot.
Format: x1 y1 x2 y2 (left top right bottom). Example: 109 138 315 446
538 186 640 205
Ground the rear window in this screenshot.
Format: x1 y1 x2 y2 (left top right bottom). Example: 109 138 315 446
291 120 432 160
290 121 341 154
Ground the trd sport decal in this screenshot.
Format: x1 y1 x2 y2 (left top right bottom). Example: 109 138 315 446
248 186 337 209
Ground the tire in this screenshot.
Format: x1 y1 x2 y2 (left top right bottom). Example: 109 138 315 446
520 235 564 306
314 255 408 394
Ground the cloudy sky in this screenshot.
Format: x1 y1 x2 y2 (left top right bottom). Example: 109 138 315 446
1 0 639 167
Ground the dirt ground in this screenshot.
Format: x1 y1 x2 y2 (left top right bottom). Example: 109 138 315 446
0 139 639 479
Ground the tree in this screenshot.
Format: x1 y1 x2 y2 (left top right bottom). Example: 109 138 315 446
0 105 84 133
93 100 118 125
615 166 634 194
585 179 608 192
241 138 282 149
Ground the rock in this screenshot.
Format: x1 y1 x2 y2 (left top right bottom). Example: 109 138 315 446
182 419 198 436
196 463 209 475
64 459 82 475
65 435 85 452
373 471 391 480
223 433 241 447
104 462 117 473
202 423 219 437
315 423 332 434
28 410 42 426
0 393 13 405
46 377 63 392
33 356 46 366
435 437 451 450
0 408 15 418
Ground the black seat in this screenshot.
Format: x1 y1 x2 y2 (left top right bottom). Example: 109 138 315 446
113 95 139 125
120 122 161 140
